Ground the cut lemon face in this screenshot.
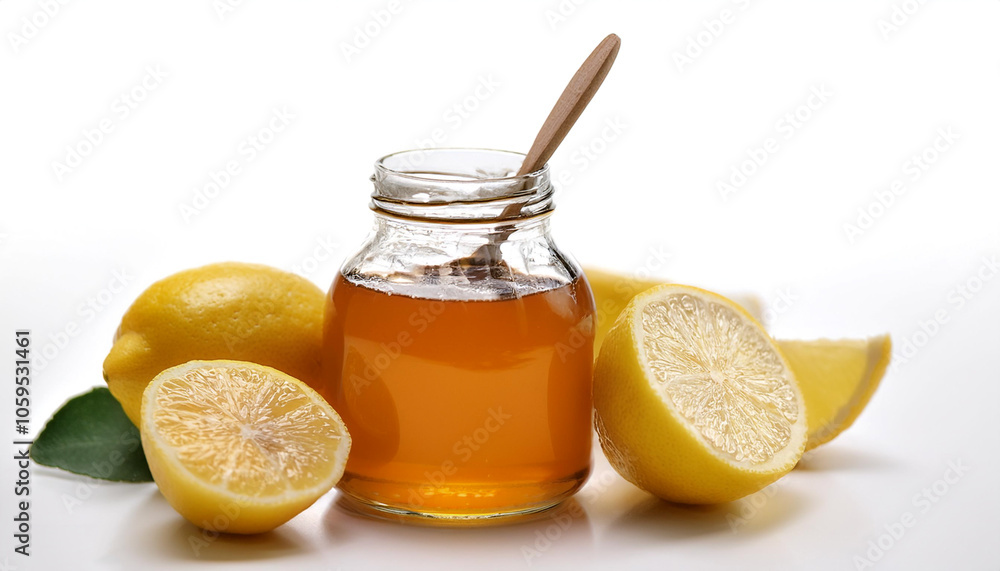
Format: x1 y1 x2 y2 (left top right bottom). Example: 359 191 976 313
777 336 891 451
140 360 351 534
594 285 807 504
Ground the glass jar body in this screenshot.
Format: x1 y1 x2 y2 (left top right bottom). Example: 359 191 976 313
319 149 594 521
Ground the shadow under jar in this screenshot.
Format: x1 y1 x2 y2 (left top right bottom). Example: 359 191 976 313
320 148 595 523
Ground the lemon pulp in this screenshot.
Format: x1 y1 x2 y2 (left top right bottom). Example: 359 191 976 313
640 293 800 465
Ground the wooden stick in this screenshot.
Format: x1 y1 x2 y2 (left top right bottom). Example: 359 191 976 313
516 33 621 177
462 34 621 276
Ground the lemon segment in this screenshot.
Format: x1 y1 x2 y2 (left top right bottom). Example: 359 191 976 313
777 336 891 450
140 360 351 534
594 284 806 504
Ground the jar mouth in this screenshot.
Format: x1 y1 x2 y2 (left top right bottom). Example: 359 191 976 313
371 148 553 222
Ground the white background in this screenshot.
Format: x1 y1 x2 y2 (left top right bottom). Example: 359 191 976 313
2 1 999 570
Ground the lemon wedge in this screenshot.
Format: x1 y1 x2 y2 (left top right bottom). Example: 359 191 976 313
777 336 891 451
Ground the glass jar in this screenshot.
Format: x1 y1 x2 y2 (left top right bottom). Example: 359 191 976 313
320 148 594 522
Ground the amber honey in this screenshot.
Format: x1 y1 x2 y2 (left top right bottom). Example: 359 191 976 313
320 273 594 519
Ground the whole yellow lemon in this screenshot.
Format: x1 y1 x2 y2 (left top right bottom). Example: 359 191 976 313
103 262 325 426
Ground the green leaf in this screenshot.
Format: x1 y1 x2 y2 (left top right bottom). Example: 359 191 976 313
30 387 153 482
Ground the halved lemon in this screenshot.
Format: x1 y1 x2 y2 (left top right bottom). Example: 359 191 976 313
777 336 891 451
140 360 351 534
594 285 807 504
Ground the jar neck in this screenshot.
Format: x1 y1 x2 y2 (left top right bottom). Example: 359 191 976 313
372 210 553 239
369 148 553 223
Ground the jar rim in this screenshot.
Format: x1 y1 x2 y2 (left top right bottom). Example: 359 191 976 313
374 147 548 185
370 148 554 222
